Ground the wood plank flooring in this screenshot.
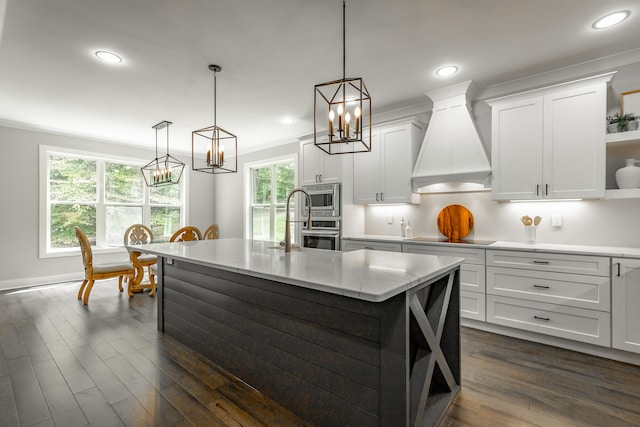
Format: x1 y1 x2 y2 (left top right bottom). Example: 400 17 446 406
1 279 640 426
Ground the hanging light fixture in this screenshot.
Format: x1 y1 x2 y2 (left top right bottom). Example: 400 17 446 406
192 65 238 174
314 0 372 155
141 120 185 186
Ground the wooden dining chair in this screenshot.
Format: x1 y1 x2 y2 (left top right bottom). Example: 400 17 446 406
170 226 202 242
123 224 157 287
203 224 220 240
75 226 134 305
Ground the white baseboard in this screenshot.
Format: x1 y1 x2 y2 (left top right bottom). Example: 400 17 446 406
0 272 84 291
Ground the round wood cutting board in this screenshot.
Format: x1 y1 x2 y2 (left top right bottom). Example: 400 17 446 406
437 204 474 240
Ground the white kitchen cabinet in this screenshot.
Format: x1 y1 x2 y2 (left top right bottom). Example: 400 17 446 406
488 73 614 201
301 139 342 185
486 295 611 346
486 249 611 346
341 239 402 252
403 243 486 321
353 118 424 204
612 258 640 354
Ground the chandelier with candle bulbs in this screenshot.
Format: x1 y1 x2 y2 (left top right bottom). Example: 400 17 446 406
192 65 238 174
141 120 185 187
314 0 371 155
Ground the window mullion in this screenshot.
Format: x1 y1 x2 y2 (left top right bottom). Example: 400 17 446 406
270 164 277 241
96 159 106 247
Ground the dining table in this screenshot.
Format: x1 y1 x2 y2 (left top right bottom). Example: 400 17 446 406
126 248 157 297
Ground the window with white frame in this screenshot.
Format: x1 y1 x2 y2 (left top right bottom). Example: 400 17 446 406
40 146 186 256
247 156 296 243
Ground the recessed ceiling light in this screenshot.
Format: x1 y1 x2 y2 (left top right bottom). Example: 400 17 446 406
281 115 296 125
593 11 630 29
436 65 458 77
95 50 123 64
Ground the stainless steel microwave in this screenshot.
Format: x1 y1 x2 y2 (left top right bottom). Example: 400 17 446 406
302 183 340 218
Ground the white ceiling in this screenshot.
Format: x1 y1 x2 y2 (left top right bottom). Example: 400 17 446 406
1 0 639 155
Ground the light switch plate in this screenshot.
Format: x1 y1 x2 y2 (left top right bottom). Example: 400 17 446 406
387 216 393 224
551 215 562 227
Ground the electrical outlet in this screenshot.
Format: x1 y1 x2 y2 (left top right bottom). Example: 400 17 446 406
387 215 393 224
551 215 562 227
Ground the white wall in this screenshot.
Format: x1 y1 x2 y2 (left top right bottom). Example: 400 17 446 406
0 125 215 289
214 141 299 239
362 192 640 247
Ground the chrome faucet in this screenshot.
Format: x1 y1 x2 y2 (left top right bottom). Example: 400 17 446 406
284 188 312 253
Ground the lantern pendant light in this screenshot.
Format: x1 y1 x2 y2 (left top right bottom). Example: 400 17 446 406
192 65 238 174
314 0 372 155
141 121 185 187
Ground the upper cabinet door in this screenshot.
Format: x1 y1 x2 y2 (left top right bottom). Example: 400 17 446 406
353 131 381 204
301 140 342 185
488 73 613 201
543 83 606 199
380 125 415 203
491 97 543 201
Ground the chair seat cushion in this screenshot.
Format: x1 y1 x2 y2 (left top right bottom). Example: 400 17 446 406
94 262 133 274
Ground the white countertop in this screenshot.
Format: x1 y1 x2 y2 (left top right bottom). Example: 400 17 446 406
342 235 640 258
130 238 463 302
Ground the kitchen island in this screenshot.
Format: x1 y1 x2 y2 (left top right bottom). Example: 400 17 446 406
132 238 463 427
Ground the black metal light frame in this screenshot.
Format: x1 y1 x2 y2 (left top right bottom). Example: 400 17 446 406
192 65 238 174
141 120 185 187
314 0 372 155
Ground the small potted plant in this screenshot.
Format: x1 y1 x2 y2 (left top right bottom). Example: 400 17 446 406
607 112 639 133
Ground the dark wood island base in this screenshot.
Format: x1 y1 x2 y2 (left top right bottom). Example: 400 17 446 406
155 257 460 426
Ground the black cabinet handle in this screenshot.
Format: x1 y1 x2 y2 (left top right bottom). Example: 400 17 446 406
534 315 550 321
617 262 621 277
381 192 384 201
545 184 549 195
534 284 550 289
533 260 550 265
536 184 540 196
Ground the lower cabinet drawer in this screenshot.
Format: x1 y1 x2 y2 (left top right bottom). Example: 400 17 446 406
460 264 486 293
487 295 611 347
487 267 610 311
461 290 485 321
341 240 402 252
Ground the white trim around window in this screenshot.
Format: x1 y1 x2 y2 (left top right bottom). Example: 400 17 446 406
39 145 188 258
243 153 298 241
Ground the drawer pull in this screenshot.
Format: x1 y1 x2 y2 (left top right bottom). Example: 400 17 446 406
533 284 550 289
364 246 375 250
534 315 550 321
533 260 550 265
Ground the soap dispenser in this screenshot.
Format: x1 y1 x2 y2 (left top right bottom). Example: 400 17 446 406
400 217 406 237
404 220 413 238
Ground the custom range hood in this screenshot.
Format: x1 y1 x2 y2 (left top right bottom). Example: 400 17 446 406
411 81 491 191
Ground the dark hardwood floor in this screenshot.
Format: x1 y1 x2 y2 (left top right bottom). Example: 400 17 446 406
1 279 640 426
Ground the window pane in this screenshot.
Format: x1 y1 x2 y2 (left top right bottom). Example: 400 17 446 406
150 182 181 205
274 206 292 243
252 167 272 204
252 206 270 241
275 162 295 204
50 204 96 248
151 207 181 240
49 156 96 202
105 206 143 246
105 163 144 203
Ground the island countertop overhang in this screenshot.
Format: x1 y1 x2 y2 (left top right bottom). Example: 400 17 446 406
129 238 463 302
